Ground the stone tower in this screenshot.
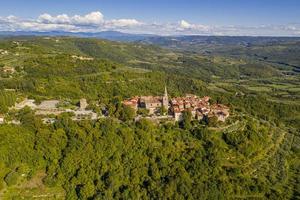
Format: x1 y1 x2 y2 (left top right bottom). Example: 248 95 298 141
80 98 88 110
162 86 169 111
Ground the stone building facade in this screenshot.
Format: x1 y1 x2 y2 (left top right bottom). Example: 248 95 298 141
122 88 230 122
123 87 169 115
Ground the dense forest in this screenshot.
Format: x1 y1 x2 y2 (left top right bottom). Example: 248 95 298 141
0 36 299 199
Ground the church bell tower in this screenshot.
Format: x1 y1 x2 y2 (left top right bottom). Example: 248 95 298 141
162 86 169 111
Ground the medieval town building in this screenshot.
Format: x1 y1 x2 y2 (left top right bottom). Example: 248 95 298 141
123 86 169 115
122 87 230 122
170 94 211 121
209 104 230 122
140 86 169 114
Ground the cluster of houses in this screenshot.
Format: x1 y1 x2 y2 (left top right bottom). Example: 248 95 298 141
123 87 230 122
0 87 230 125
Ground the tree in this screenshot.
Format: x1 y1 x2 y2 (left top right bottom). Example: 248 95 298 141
158 106 167 116
119 105 136 121
192 126 210 140
181 111 192 130
136 118 155 131
137 108 149 117
4 171 19 186
78 182 95 199
208 116 218 127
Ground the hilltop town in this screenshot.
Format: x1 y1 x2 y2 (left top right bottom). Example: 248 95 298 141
0 87 229 125
123 87 230 122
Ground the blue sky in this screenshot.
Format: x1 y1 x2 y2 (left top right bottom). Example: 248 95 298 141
0 0 300 36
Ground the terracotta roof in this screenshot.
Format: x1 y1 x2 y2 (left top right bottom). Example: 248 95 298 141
122 96 140 107
140 96 162 104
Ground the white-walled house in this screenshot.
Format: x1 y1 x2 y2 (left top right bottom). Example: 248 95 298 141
0 115 4 124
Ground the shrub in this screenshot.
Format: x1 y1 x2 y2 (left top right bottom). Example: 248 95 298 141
4 171 19 186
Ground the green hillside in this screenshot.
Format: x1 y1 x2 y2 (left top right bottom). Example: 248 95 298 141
0 36 299 199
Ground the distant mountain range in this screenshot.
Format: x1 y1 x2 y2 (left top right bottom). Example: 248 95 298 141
1 30 300 45
0 31 157 42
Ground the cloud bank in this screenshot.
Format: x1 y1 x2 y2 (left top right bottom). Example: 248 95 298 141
38 12 104 26
0 11 300 36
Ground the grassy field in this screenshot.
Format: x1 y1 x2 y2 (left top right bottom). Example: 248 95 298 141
1 171 65 200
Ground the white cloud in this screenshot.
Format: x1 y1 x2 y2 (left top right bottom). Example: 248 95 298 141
19 21 77 32
180 20 192 29
0 11 299 36
34 11 140 31
38 11 104 26
71 11 104 25
38 14 70 24
107 19 142 27
177 20 209 33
